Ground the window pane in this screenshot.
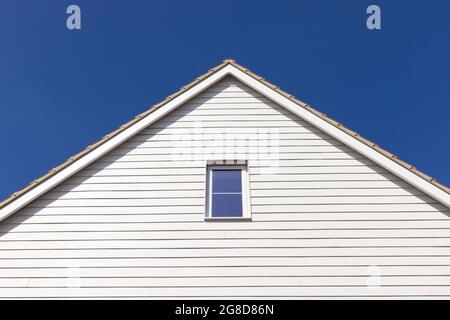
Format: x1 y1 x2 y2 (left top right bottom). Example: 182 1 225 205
211 194 243 217
212 170 242 193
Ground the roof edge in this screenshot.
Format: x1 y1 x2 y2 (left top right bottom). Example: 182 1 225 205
226 60 449 196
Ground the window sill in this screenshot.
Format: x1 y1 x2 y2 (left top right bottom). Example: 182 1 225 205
204 217 252 222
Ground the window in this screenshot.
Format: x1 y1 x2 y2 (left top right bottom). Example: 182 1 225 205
206 165 250 220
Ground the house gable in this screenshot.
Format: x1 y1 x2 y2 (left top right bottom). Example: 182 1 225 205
0 60 448 225
0 76 449 298
0 78 450 299
15 77 446 215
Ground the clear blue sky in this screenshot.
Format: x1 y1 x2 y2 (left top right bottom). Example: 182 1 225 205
0 0 449 200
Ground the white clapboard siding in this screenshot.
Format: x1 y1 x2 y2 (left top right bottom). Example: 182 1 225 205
251 180 413 189
52 182 205 192
2 228 450 241
4 276 450 288
45 187 421 198
4 237 450 252
4 212 448 224
1 76 449 299
251 188 422 196
150 120 310 129
3 220 450 234
2 286 450 299
167 107 289 116
114 145 352 155
141 126 321 135
90 158 374 168
124 139 342 148
3 256 450 268
98 151 367 163
2 247 450 259
3 236 450 250
0 265 448 278
0 288 450 299
41 190 204 200
25 196 436 209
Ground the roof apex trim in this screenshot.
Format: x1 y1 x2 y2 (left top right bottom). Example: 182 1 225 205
0 59 448 220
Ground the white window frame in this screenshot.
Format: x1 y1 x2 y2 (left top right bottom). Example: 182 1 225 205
205 164 251 221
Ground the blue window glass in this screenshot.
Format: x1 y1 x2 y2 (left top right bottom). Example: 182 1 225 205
211 169 243 217
211 194 243 217
212 170 242 193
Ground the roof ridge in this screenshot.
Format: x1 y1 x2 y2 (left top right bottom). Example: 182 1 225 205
0 59 448 209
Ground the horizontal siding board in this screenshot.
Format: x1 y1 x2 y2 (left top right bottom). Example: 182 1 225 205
132 132 333 142
4 276 450 288
250 173 399 182
7 214 204 224
3 229 450 241
251 188 422 196
28 196 435 208
73 166 387 177
167 107 291 116
2 286 450 298
90 159 374 168
160 114 302 122
251 195 434 205
3 236 450 250
113 145 352 155
124 139 342 149
151 120 310 129
19 206 203 215
140 126 321 135
2 257 450 268
52 185 418 196
61 173 408 185
1 247 450 260
252 203 445 213
177 103 285 109
251 180 413 189
53 182 205 192
250 166 385 174
98 151 366 163
0 237 450 252
188 96 276 104
252 212 449 221
63 175 205 184
42 190 204 200
0 266 449 278
193 91 263 98
3 221 450 233
28 198 203 208
6 212 449 224
21 204 445 215
74 168 207 177
41 189 425 200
